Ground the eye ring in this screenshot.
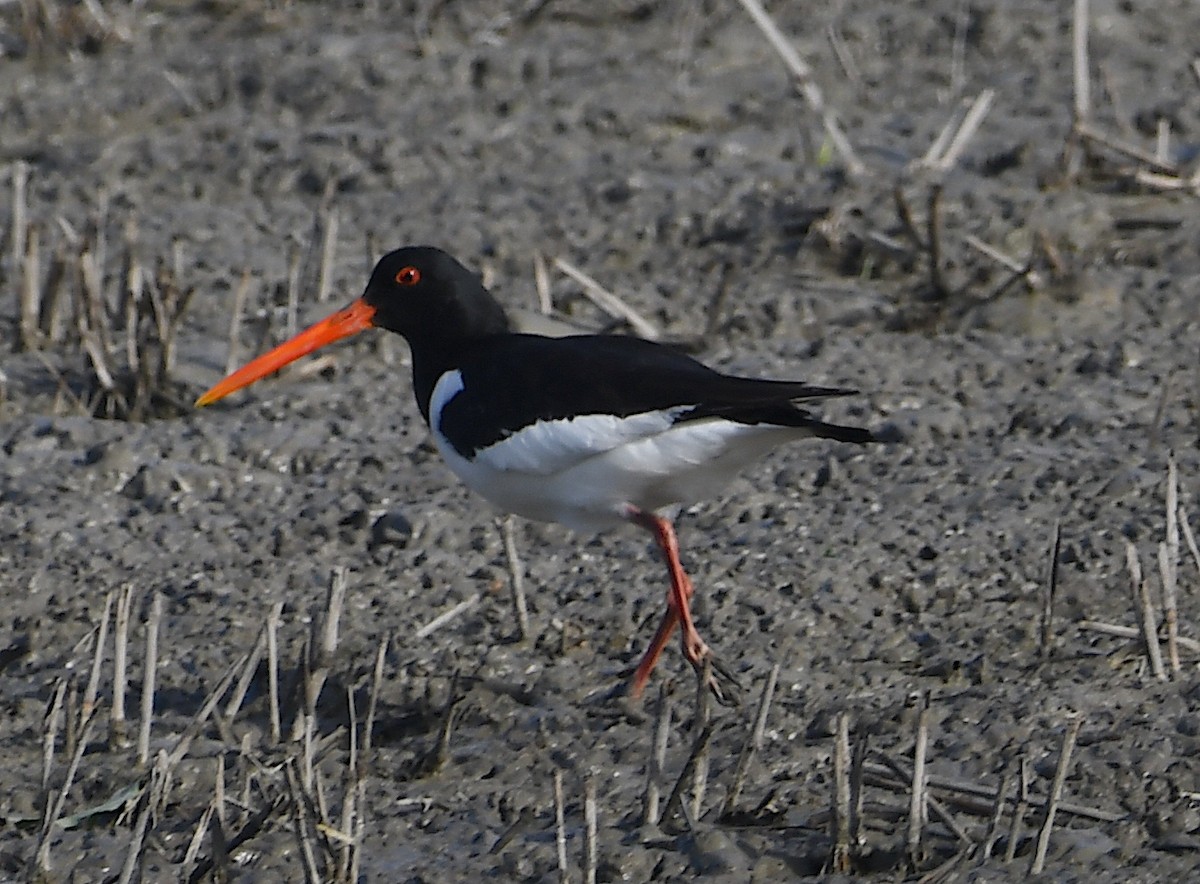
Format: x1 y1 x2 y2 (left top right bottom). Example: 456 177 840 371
394 265 421 286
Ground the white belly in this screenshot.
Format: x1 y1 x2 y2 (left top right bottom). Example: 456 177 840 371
428 370 807 531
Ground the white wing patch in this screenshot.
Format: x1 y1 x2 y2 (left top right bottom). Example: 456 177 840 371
429 369 466 433
474 408 690 475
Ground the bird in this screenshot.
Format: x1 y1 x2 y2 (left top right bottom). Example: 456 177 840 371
197 246 875 704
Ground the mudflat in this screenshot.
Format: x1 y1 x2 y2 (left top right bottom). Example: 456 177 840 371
2 2 1198 880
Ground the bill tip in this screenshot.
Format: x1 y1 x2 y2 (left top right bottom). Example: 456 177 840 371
194 388 223 408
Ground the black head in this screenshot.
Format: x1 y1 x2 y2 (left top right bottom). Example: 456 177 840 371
362 246 510 345
195 246 511 409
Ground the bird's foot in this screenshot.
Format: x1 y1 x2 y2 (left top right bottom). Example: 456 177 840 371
689 650 742 707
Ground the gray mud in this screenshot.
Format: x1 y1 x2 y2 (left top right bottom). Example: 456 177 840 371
2 2 1200 881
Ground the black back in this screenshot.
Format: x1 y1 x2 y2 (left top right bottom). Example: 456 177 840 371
435 333 872 456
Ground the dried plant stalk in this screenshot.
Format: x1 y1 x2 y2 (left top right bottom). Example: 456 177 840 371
1030 715 1084 874
642 682 672 826
831 712 853 872
907 694 932 865
137 592 164 764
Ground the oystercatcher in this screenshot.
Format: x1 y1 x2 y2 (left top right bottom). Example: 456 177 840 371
197 246 875 704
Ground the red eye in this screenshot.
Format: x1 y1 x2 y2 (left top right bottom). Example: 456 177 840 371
394 265 421 286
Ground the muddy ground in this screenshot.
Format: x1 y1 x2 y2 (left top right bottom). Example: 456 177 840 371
2 1 1200 881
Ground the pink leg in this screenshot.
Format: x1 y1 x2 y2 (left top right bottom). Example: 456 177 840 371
626 508 715 699
628 606 679 699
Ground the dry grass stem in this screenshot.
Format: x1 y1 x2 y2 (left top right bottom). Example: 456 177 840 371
286 243 302 340
533 251 552 314
721 663 779 816
225 626 267 721
932 89 996 171
1150 372 1174 450
415 592 481 639
312 764 329 835
831 712 853 873
642 681 673 826
308 567 348 716
35 712 98 875
1132 168 1200 193
659 722 715 832
1167 453 1180 563
1155 118 1171 164
64 673 80 761
181 803 216 874
826 22 861 89
268 600 284 743
689 659 713 820
225 269 253 376
1040 520 1062 657
1004 756 1030 863
851 730 868 850
1030 715 1084 874
317 205 339 302
499 515 531 640
338 685 360 880
12 160 28 268
963 233 1028 276
117 778 155 884
921 101 965 169
350 778 366 882
1077 619 1200 655
1073 0 1091 123
40 679 68 792
364 633 389 754
299 694 316 786
1075 121 1178 174
981 765 1012 862
907 694 931 865
137 591 163 765
20 224 41 350
110 584 134 747
583 773 598 884
1182 506 1200 582
947 0 969 96
82 592 114 724
285 758 325 884
409 680 464 777
553 256 661 341
554 768 570 883
733 0 864 176
123 253 143 370
1158 542 1181 675
861 759 1121 824
1126 542 1167 679
215 753 226 830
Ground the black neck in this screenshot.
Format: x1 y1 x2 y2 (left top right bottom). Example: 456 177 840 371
409 332 503 424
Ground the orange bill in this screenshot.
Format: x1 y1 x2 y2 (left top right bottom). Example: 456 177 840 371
195 298 377 407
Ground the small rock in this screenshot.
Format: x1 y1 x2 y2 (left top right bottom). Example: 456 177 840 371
370 509 413 549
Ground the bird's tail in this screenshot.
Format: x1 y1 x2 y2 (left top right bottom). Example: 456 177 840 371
803 418 876 444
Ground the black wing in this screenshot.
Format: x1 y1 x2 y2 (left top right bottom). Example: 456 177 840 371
434 334 872 457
